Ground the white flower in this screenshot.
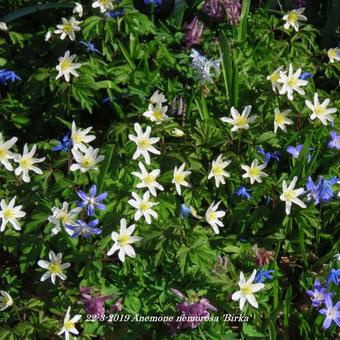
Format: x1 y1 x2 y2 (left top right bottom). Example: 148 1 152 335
0 22 8 31
70 146 104 172
241 159 268 184
143 103 169 124
266 66 284 92
221 106 256 132
54 17 81 41
73 2 84 17
0 291 13 311
0 197 26 232
172 163 191 195
37 251 70 284
274 108 293 133
205 201 226 234
280 176 306 215
128 123 160 165
128 191 158 224
278 63 307 101
92 0 114 13
13 144 45 183
150 90 167 105
171 128 185 137
334 253 340 261
107 218 142 262
305 93 337 126
327 48 340 63
48 202 81 235
283 8 307 32
231 270 265 311
0 133 18 171
131 162 164 197
58 306 81 340
56 50 81 82
45 31 52 41
71 121 96 151
208 154 231 188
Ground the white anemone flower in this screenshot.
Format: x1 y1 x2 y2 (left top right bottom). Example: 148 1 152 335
0 196 26 232
208 154 231 188
48 202 82 235
241 159 268 184
58 306 81 340
283 8 307 32
266 66 285 92
92 0 114 13
54 17 81 41
172 163 191 195
13 144 45 183
171 128 185 137
274 108 293 133
0 133 18 171
73 2 83 17
44 31 52 41
37 251 70 285
71 121 96 151
327 48 340 63
143 103 169 124
231 270 265 311
221 106 256 132
278 63 307 101
107 218 142 262
70 146 104 172
305 93 337 126
56 50 81 82
205 201 226 234
128 191 158 224
0 22 8 31
128 123 160 165
149 90 167 105
0 291 13 311
131 162 164 197
280 176 306 215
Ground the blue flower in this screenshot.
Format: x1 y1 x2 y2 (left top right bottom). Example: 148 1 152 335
257 147 280 164
306 279 332 308
299 72 313 80
79 41 102 55
65 219 102 238
327 268 340 286
306 176 339 205
327 131 340 150
104 9 125 18
51 132 73 152
0 69 21 85
180 203 191 217
255 269 274 283
143 0 164 6
319 296 340 329
77 184 108 217
287 144 312 162
235 186 251 199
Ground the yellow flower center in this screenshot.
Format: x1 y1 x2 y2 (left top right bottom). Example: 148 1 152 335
287 77 297 87
101 0 110 4
212 164 223 176
288 12 298 23
63 23 73 33
81 157 94 168
234 116 248 128
60 212 70 224
139 202 150 212
174 173 185 184
60 59 71 71
64 321 75 331
314 105 325 116
283 190 296 201
138 138 150 150
118 234 130 246
270 73 279 82
0 148 7 159
328 49 336 58
275 113 286 124
153 109 164 121
249 167 260 177
3 209 14 219
207 211 217 222
144 174 155 185
48 263 61 274
241 284 253 296
20 157 32 169
72 133 83 144
2 295 10 306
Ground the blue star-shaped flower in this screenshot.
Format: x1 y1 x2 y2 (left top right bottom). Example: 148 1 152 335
77 184 108 217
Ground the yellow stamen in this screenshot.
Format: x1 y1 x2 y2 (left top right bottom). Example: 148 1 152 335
3 209 14 219
249 167 260 177
20 158 32 169
241 284 252 295
283 190 296 201
144 174 155 185
212 165 223 176
60 59 71 71
139 202 150 212
0 148 7 159
138 138 150 150
275 114 286 125
48 263 61 274
235 116 248 128
118 235 130 246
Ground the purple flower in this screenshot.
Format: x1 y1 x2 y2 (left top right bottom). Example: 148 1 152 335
287 144 312 162
319 296 340 329
316 177 339 204
0 69 21 85
80 287 111 317
77 184 108 217
185 17 204 48
257 147 280 164
79 41 102 55
306 279 332 308
224 0 241 26
235 186 251 199
328 131 340 150
299 72 313 80
306 177 320 205
110 297 123 313
327 269 340 286
65 219 102 238
203 0 227 20
51 132 73 152
255 269 274 283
